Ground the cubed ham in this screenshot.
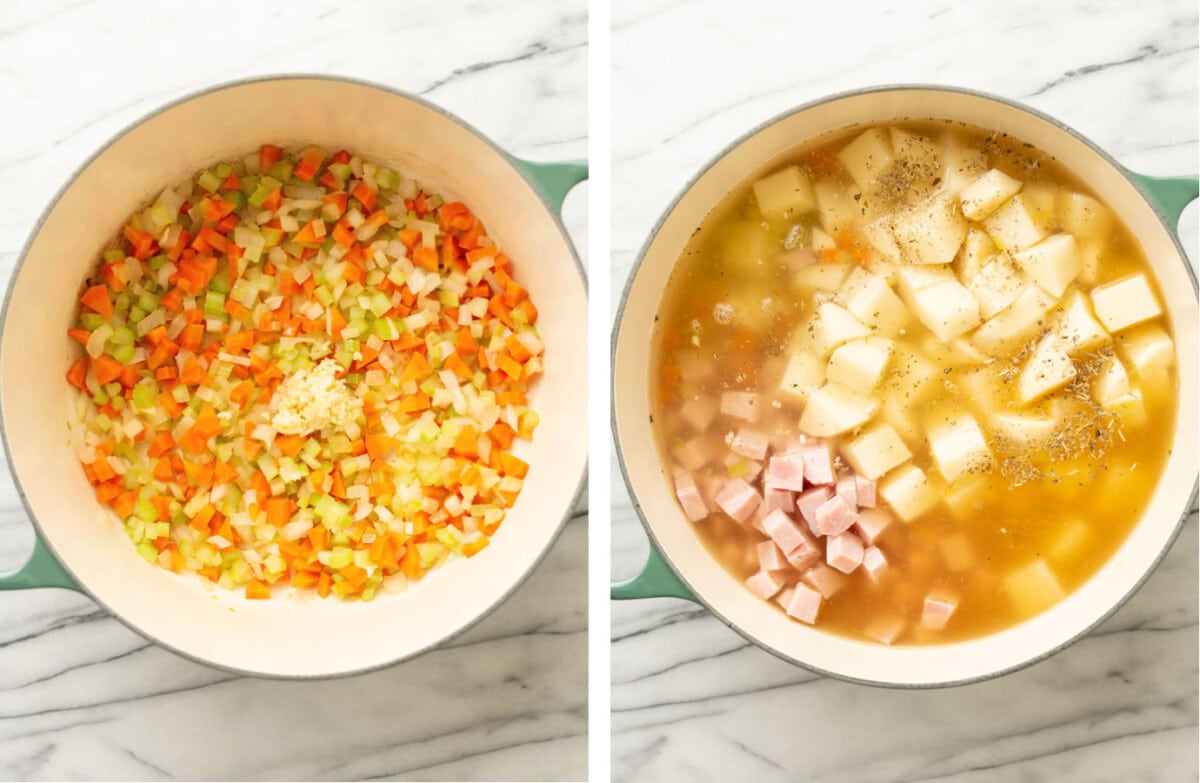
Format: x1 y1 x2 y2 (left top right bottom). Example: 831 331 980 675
763 487 796 514
757 540 790 572
812 494 857 536
862 546 888 583
796 486 834 528
765 451 806 492
731 428 771 460
762 508 810 556
672 470 709 522
747 503 769 536
826 532 865 574
715 477 760 523
835 475 857 508
921 593 958 630
853 508 892 546
679 395 718 431
720 390 761 421
785 582 823 624
802 564 847 598
855 475 876 508
672 437 714 471
865 614 906 645
746 570 786 600
786 534 821 570
699 475 725 513
801 443 835 485
775 585 795 610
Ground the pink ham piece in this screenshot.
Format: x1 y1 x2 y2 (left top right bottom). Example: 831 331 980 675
812 494 857 536
747 503 769 536
802 564 847 598
673 470 709 522
853 508 892 546
835 475 857 508
731 428 771 460
855 475 877 508
672 437 713 471
785 582 822 624
862 546 888 583
785 534 821 570
745 570 786 600
763 487 796 514
720 390 760 422
921 593 958 630
801 443 835 485
765 451 805 492
826 531 864 574
757 540 790 572
715 477 760 523
761 508 810 557
866 614 906 645
679 396 718 431
795 486 834 529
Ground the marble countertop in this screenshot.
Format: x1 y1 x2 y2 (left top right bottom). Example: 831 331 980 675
0 1 587 781
610 1 1198 781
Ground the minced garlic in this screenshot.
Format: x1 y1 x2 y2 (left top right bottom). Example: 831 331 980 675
270 359 362 435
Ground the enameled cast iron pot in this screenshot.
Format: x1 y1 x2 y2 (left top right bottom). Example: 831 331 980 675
612 85 1198 687
0 76 588 678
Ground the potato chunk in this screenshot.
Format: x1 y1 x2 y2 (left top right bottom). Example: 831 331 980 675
1049 291 1111 355
1091 353 1131 406
909 279 982 342
926 412 993 484
813 176 859 235
959 168 1022 221
878 464 939 522
989 411 1056 446
1116 323 1175 376
841 423 912 480
891 194 969 265
798 382 879 437
1004 560 1065 615
752 166 816 216
968 252 1025 319
837 128 894 189
954 228 996 285
1090 273 1162 332
827 337 894 390
1014 234 1081 298
984 193 1051 251
795 261 851 292
939 138 988 195
1018 335 1077 404
1057 191 1112 241
971 285 1057 356
811 303 871 358
777 351 826 406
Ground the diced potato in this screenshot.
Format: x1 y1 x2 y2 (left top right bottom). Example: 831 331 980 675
895 265 955 301
882 344 941 406
811 227 837 251
890 128 941 171
968 252 1025 319
878 464 939 522
1058 191 1112 241
919 333 986 369
1090 273 1162 332
1049 291 1111 355
984 193 1052 251
971 285 1057 356
795 261 851 292
1003 560 1065 615
926 411 993 484
716 212 781 273
1116 323 1175 376
777 351 826 406
1047 518 1090 565
1014 234 1081 298
1018 334 1076 404
752 166 816 216
827 337 894 389
910 279 982 342
959 169 1023 221
880 393 923 449
840 422 912 480
1076 241 1104 286
837 128 894 189
860 217 903 265
938 138 988 195
944 474 989 520
1091 353 1131 406
989 411 1055 446
811 303 871 358
813 176 859 235
1105 388 1148 430
939 533 975 572
798 381 879 437
954 228 997 285
891 194 969 265
952 365 1007 416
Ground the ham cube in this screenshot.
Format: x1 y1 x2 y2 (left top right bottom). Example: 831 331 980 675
855 476 877 508
862 546 888 582
672 437 714 471
720 390 761 422
673 470 709 522
679 396 718 431
785 583 823 624
920 593 958 630
715 478 760 523
775 585 795 610
762 508 810 556
826 532 865 574
796 486 834 529
802 564 847 598
801 444 836 485
866 614 906 645
764 487 796 514
853 508 892 546
757 540 790 572
746 571 786 600
813 494 857 536
731 428 771 460
786 535 822 570
765 451 806 492
835 475 857 508
747 503 770 536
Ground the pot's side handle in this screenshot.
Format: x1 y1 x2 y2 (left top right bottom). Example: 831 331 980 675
511 158 588 215
0 535 80 591
611 543 697 602
1127 172 1199 230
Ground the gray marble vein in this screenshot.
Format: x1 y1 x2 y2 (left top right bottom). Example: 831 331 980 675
610 1 1198 781
0 1 587 780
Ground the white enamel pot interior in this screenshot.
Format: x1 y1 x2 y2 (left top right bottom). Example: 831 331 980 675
613 85 1198 687
0 76 587 678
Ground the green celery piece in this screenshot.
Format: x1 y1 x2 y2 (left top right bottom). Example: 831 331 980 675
209 272 232 295
79 313 106 330
114 292 132 313
329 163 352 181
127 306 146 323
197 170 223 193
267 161 294 182
110 344 136 364
247 182 272 208
109 326 135 346
132 382 157 410
148 254 169 272
213 162 233 179
103 249 126 263
138 291 160 311
134 499 157 522
222 190 247 212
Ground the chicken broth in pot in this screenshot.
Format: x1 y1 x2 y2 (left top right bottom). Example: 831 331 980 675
651 121 1178 645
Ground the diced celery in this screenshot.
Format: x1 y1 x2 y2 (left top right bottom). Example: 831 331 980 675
197 170 223 193
257 453 279 481
136 542 158 564
109 394 126 411
247 183 272 207
111 344 136 364
138 291 160 311
127 306 146 324
209 272 232 295
372 318 401 340
261 227 283 247
110 326 135 346
114 292 132 313
376 168 400 190
103 249 126 263
132 382 157 410
79 313 106 331
267 161 294 181
148 254 169 272
329 163 352 181
328 547 354 569
222 190 247 212
204 290 226 315
368 291 391 317
213 162 233 179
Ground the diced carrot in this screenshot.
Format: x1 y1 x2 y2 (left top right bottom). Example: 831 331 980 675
364 434 396 460
179 356 207 386
91 355 123 385
67 328 91 346
488 422 516 450
224 329 255 354
412 246 438 271
292 148 325 182
147 431 175 458
123 225 158 259
331 222 356 248
316 571 333 598
401 545 422 578
275 434 304 457
496 353 524 380
292 218 327 245
204 198 236 223
514 299 538 325
158 392 183 418
398 393 431 414
264 497 293 527
213 459 239 485
463 537 491 558
66 358 88 390
308 524 328 552
455 327 478 356
259 144 282 173
350 181 377 212
399 352 432 384
443 351 472 380
500 452 529 478
291 570 320 589
339 564 368 588
397 228 421 249
245 579 271 600
229 380 254 408
152 457 173 483
452 426 479 459
262 188 282 212
95 481 123 504
80 285 113 318
328 306 347 338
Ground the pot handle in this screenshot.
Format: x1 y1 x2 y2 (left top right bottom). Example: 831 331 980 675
0 534 80 591
1127 171 1199 230
512 158 588 215
611 542 697 602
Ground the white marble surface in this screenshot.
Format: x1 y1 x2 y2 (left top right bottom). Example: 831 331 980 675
611 1 1198 781
0 1 587 780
